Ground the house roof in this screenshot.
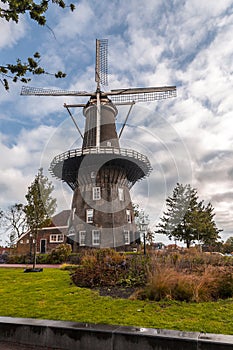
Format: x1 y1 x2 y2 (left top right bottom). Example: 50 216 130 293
50 210 71 227
15 210 71 242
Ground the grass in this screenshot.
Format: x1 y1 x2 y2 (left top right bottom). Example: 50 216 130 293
0 267 233 335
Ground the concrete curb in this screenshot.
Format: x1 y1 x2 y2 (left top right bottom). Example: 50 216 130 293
0 317 232 350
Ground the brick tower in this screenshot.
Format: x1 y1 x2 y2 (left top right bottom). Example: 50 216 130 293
21 39 176 250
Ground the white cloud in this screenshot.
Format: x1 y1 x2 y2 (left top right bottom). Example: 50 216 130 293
0 17 25 49
1 0 233 243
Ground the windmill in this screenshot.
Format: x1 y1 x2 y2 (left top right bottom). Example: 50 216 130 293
21 39 176 250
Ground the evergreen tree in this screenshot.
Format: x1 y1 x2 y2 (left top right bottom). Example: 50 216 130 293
24 168 57 268
156 183 221 248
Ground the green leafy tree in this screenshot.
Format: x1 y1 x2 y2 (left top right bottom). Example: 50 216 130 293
0 203 28 244
0 0 75 90
223 237 233 254
24 168 57 268
156 183 221 248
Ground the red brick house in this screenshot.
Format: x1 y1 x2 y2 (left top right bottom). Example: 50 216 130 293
0 247 10 255
14 210 71 255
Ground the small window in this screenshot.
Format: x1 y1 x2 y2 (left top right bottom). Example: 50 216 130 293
50 234 64 243
79 231 86 246
26 239 29 244
72 207 76 220
118 188 124 201
123 230 130 245
68 226 75 236
86 209 94 223
107 141 111 147
91 171 95 178
20 240 24 244
92 230 100 245
93 187 101 200
126 209 131 223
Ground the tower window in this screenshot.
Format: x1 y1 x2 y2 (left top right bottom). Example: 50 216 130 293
79 231 86 246
93 187 101 200
123 230 130 245
126 209 131 223
92 230 100 245
72 207 76 220
118 188 124 201
86 209 94 223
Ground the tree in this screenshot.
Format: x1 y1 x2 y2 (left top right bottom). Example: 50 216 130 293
24 168 57 268
0 203 28 244
0 0 75 90
223 237 233 254
156 183 221 248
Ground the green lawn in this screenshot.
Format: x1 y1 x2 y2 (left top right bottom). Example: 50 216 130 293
0 267 232 335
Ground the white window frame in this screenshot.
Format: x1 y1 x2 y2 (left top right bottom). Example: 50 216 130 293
126 209 131 223
92 230 100 245
50 234 64 243
93 187 101 200
68 226 76 236
86 209 94 223
123 230 130 245
118 188 124 201
72 207 76 220
79 231 86 246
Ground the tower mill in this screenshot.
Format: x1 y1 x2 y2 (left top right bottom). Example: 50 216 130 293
21 39 176 250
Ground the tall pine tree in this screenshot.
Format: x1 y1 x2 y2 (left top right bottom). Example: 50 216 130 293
156 183 221 248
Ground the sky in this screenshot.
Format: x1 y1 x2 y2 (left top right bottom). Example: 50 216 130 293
0 0 233 245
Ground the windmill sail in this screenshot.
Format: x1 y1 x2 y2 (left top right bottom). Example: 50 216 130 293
95 39 108 87
21 39 177 250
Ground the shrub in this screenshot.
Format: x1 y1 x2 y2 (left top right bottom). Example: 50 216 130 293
70 249 233 302
135 261 233 302
48 244 72 264
7 254 29 264
71 249 148 289
67 253 81 265
36 254 50 264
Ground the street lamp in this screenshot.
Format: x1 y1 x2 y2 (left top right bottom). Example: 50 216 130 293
136 211 150 255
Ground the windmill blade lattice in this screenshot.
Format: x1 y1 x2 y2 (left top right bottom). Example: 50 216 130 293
109 86 176 103
95 39 108 87
21 86 92 96
20 38 177 250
